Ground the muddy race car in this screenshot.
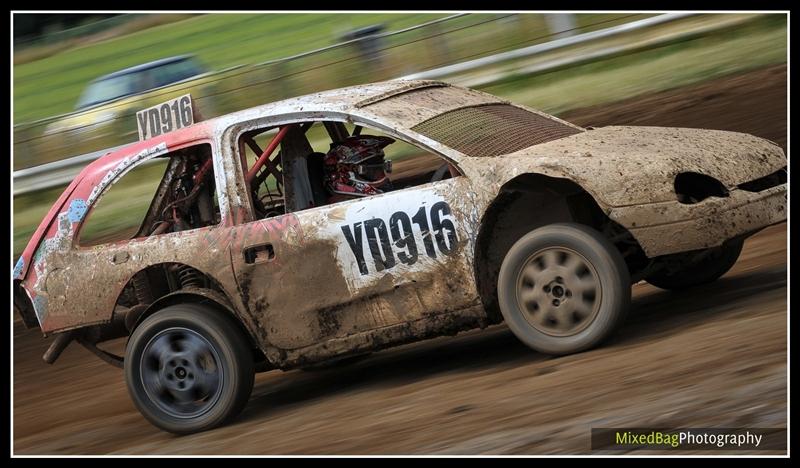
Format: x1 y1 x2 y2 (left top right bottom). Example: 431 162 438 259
13 80 787 434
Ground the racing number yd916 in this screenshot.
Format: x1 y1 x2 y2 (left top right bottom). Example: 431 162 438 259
342 201 459 276
136 94 194 140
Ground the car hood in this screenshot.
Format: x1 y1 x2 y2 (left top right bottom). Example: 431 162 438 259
492 125 786 207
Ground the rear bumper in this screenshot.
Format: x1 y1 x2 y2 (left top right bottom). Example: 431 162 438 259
612 184 787 257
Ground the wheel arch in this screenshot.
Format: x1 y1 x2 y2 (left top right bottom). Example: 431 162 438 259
134 288 257 347
473 173 646 322
116 262 263 353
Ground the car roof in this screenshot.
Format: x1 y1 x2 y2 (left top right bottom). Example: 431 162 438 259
202 79 482 129
98 80 458 163
93 55 197 81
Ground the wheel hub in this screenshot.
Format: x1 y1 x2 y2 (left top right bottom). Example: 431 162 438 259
140 327 223 419
515 247 602 337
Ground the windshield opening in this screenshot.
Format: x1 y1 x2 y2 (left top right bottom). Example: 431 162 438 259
77 74 139 109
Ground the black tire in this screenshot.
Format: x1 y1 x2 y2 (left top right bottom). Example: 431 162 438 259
645 239 744 291
497 223 631 355
125 304 254 434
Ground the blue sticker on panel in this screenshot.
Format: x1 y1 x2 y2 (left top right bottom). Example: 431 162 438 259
67 199 88 223
13 257 24 279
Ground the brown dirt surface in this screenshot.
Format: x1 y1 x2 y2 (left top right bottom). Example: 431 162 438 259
13 65 787 455
561 64 787 151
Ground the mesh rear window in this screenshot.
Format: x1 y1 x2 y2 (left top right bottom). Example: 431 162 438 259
411 104 582 157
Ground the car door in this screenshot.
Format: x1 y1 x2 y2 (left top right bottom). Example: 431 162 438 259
228 151 482 352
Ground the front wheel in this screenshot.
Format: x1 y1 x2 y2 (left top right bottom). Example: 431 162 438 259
497 223 631 355
125 304 254 434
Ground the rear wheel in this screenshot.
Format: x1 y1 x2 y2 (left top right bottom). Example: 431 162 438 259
125 304 254 434
497 223 631 355
646 239 744 290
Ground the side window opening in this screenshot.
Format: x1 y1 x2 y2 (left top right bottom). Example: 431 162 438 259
341 123 460 190
238 120 461 220
78 143 219 246
238 127 290 220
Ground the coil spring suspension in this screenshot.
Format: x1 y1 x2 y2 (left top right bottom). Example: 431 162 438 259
177 266 203 289
132 272 154 304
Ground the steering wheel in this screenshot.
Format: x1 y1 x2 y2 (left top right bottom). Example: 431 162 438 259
431 163 455 183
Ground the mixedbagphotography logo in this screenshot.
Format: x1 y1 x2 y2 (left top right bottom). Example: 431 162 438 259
591 428 787 451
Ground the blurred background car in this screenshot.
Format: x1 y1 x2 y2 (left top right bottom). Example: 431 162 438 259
75 55 207 110
39 55 218 160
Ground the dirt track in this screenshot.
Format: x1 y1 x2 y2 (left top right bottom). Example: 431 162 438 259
13 65 787 455
561 64 787 150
